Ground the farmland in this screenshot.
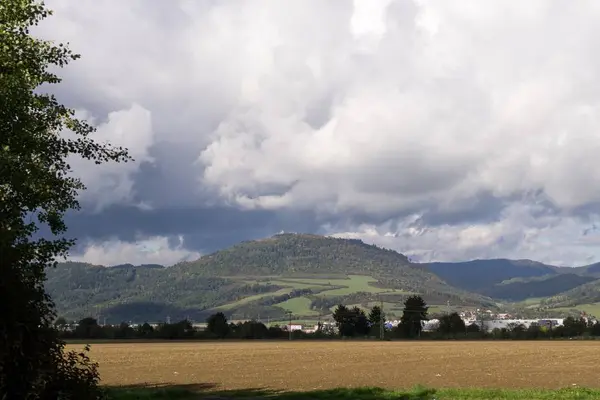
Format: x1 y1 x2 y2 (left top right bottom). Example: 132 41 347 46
215 274 397 316
85 341 600 395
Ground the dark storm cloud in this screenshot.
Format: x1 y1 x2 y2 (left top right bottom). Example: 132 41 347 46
65 205 323 254
418 193 508 227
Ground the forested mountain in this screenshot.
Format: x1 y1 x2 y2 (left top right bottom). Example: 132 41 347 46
46 234 492 322
425 259 560 292
177 233 413 276
423 259 600 301
46 233 600 322
482 274 598 301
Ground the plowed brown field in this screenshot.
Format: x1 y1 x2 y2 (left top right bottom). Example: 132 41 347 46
75 341 600 390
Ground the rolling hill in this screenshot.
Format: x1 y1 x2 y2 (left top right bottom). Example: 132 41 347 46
46 233 495 323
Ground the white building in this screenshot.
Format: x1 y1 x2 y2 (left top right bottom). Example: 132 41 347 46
285 324 303 331
483 319 563 331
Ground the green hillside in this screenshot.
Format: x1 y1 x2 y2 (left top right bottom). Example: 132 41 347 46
541 279 600 309
46 233 494 323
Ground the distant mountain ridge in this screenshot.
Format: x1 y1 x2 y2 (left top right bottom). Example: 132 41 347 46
424 258 600 302
46 233 600 322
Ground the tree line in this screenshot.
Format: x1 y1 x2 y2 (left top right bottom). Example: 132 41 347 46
57 295 600 341
56 316 324 341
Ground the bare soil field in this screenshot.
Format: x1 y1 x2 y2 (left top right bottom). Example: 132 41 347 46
75 341 600 391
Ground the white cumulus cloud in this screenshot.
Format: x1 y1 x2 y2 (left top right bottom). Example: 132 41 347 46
35 0 600 264
70 235 201 267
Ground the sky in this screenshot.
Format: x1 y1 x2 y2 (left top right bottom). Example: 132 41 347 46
34 0 600 267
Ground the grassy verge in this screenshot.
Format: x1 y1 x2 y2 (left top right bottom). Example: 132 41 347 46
106 386 600 400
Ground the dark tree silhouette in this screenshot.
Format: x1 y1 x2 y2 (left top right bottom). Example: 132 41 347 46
436 312 466 338
1 0 130 398
206 312 230 338
398 295 429 338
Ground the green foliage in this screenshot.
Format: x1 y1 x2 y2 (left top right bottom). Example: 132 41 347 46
74 318 104 339
543 281 600 309
179 233 414 276
46 345 104 400
206 312 229 338
368 305 384 325
45 262 263 321
396 296 428 338
0 0 129 398
58 313 600 341
332 305 370 337
435 312 466 338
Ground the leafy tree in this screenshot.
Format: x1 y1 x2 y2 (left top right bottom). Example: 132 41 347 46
74 318 103 339
562 316 587 337
114 322 135 339
155 320 196 339
590 321 600 337
466 323 481 333
135 322 155 338
507 323 526 339
368 305 385 338
525 323 542 339
234 321 269 339
436 312 466 338
399 295 428 338
332 305 371 337
1 1 130 398
206 312 230 338
267 325 287 339
368 305 384 325
351 306 370 336
332 304 354 337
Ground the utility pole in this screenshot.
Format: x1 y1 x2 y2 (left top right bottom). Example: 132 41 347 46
380 299 384 340
285 310 293 340
477 309 486 337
